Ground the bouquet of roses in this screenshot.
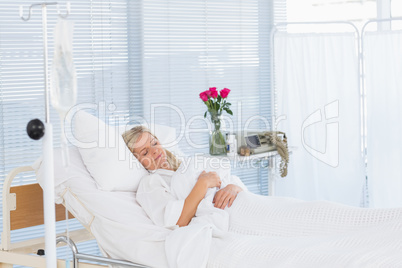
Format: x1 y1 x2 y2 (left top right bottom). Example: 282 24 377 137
199 87 232 118
199 87 233 155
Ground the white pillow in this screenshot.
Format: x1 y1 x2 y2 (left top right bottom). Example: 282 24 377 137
73 111 183 192
73 111 148 192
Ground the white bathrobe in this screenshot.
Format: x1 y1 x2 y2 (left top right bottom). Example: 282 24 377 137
136 157 247 231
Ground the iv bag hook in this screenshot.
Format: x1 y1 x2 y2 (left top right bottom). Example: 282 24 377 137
20 2 70 22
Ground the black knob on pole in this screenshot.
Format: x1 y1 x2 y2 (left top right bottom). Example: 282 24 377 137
27 119 45 140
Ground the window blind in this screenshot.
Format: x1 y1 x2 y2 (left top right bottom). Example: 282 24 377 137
0 0 139 263
141 0 282 194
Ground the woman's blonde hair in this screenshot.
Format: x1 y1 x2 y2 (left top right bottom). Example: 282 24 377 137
122 125 181 171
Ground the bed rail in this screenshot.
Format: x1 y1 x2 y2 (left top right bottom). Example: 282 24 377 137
56 236 149 268
1 166 34 251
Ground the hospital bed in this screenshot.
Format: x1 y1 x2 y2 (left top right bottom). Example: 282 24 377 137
2 112 402 267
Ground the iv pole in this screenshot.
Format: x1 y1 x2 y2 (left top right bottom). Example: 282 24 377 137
21 2 70 267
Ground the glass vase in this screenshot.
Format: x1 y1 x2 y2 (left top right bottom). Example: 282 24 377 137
209 112 227 155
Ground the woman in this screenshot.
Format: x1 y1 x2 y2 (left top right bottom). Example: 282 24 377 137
122 125 245 228
123 126 402 267
123 126 402 233
123 126 402 265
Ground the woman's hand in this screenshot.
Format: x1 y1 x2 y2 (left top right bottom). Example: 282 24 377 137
213 184 243 209
197 170 222 189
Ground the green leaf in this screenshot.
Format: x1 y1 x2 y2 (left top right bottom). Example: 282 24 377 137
226 109 233 116
226 102 231 106
204 111 207 118
217 95 221 102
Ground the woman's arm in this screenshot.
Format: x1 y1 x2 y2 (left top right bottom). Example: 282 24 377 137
176 171 221 227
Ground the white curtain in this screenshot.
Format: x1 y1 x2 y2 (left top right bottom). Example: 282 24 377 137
365 31 402 208
275 33 366 206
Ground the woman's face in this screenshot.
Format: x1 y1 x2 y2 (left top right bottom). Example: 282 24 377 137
132 132 170 170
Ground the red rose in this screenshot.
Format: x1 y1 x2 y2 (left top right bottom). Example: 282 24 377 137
209 87 218 98
220 88 230 98
199 91 209 102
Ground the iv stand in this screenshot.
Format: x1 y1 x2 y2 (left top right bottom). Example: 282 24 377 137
21 2 70 267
